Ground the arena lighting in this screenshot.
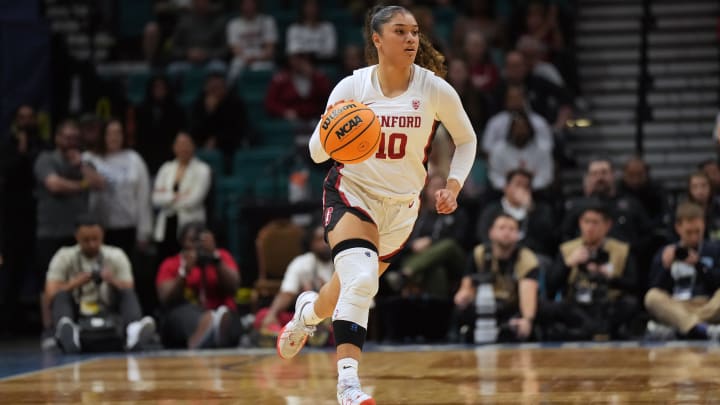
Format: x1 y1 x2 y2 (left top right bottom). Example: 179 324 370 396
566 118 593 128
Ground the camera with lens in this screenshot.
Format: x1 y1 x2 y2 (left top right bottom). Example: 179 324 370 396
90 260 103 285
195 240 219 268
671 245 696 300
578 248 609 275
674 245 690 261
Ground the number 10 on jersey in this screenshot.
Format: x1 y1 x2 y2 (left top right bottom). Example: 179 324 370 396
375 132 407 159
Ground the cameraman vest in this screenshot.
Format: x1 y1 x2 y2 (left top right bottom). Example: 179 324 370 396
560 237 629 301
472 244 538 305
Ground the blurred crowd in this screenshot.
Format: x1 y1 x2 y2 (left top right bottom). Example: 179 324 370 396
2 0 720 352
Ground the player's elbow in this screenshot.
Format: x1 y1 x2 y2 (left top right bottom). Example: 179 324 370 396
309 145 330 163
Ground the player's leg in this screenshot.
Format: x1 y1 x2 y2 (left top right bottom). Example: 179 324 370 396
276 213 378 361
325 214 379 405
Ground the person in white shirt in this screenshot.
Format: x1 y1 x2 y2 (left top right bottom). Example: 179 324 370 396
83 119 153 256
226 0 278 83
485 85 554 191
152 132 211 261
285 0 338 62
276 6 477 404
257 226 333 331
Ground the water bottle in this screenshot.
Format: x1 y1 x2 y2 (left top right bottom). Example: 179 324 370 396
474 283 498 344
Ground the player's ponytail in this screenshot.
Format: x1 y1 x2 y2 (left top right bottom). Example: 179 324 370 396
364 5 447 79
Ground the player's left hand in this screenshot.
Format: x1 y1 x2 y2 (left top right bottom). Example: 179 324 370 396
435 188 458 214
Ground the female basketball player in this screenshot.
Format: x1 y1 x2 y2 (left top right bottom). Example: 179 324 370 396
277 6 477 404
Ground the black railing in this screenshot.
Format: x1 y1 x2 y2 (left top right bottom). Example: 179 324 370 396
635 0 653 156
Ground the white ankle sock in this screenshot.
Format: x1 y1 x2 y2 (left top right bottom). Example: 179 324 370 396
337 357 359 382
301 301 323 326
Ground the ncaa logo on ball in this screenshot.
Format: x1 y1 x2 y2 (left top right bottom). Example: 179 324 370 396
334 115 363 140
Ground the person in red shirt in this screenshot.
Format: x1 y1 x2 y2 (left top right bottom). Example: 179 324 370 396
155 222 241 349
264 51 331 122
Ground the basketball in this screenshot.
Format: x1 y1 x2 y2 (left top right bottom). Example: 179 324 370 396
319 101 381 164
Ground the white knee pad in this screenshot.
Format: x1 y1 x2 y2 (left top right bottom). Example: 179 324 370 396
332 247 379 329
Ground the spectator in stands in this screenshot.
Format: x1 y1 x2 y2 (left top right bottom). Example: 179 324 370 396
476 169 557 259
515 2 565 57
389 174 468 299
698 159 720 196
446 58 491 134
255 225 333 332
78 114 104 154
0 104 46 332
645 202 720 341
494 51 572 133
45 215 156 353
486 86 554 192
190 72 249 170
561 157 653 249
453 213 540 343
134 75 187 175
617 156 670 230
152 132 211 262
410 5 448 54
265 51 331 122
156 222 242 348
548 203 638 340
483 84 553 154
462 31 499 92
516 34 564 87
83 119 153 256
167 0 227 76
285 0 338 63
452 0 504 53
226 0 278 83
683 171 720 241
336 44 365 84
35 120 106 348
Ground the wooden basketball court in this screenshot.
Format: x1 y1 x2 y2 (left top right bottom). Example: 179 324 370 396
1 343 719 403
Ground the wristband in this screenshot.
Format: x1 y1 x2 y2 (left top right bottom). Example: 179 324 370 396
80 179 89 189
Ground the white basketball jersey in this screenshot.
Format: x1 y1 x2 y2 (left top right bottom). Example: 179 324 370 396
338 65 441 200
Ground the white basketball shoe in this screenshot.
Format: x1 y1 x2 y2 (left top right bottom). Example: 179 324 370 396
337 378 375 405
276 291 318 359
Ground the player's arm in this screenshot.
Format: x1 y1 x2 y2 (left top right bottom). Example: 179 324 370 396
308 76 356 163
433 79 478 195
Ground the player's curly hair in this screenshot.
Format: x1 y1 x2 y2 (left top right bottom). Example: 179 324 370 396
363 5 447 79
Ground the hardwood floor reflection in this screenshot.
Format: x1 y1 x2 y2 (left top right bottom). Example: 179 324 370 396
2 345 720 404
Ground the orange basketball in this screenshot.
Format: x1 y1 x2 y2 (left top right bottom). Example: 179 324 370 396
319 101 381 164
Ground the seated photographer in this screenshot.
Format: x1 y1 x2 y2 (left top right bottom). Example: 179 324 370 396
644 202 720 340
45 215 156 353
453 213 540 343
547 203 639 340
254 225 333 343
156 223 242 349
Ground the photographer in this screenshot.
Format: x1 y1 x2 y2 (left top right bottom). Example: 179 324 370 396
548 203 638 340
45 215 155 353
645 202 720 340
453 213 540 343
156 223 242 349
